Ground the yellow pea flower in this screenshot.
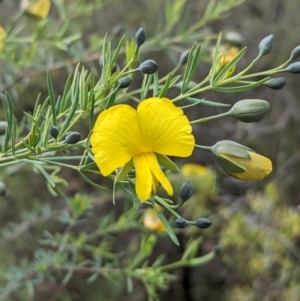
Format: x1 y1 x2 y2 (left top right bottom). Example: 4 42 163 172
90 97 195 201
143 208 165 232
21 0 51 19
0 26 6 50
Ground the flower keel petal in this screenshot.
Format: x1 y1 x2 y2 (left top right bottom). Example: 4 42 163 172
133 154 153 201
145 152 173 196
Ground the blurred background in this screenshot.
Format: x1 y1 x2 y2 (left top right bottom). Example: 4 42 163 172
0 0 300 300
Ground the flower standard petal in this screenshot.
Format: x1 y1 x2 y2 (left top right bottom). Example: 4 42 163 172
133 153 153 201
144 152 173 196
90 105 143 175
137 98 195 156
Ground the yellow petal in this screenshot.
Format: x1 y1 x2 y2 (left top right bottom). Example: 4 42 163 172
143 208 165 232
144 152 173 196
90 105 143 175
137 98 195 157
21 0 51 18
133 153 153 201
222 152 272 180
181 163 209 176
223 46 240 66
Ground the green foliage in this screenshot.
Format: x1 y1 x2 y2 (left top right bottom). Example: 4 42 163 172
0 0 299 300
220 182 300 301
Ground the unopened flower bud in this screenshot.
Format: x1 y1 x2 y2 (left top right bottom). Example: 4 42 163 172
111 64 117 74
0 121 7 135
285 62 300 74
212 140 272 180
0 181 7 197
135 27 146 48
49 125 59 139
118 76 132 89
178 49 190 66
138 60 158 74
65 132 81 144
263 77 286 90
258 34 274 56
175 217 187 228
229 99 270 123
195 217 212 229
289 45 300 61
179 181 193 202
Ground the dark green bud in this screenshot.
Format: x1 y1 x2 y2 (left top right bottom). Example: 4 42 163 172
65 132 81 144
0 121 7 135
263 77 286 90
175 217 187 228
135 27 146 48
178 50 190 66
49 125 59 139
195 217 212 229
0 181 7 197
289 45 300 61
138 60 158 74
118 76 132 89
258 34 274 56
285 62 300 74
179 181 193 202
229 99 270 123
111 64 117 74
99 57 116 73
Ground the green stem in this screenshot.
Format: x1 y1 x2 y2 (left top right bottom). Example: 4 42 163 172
190 111 230 124
173 85 212 102
159 250 216 271
195 144 212 151
153 196 181 218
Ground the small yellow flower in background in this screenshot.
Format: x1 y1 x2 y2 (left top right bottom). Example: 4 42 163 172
20 0 51 18
211 44 240 77
179 163 217 221
181 163 210 177
90 97 195 201
221 45 240 67
0 26 6 50
143 208 165 232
